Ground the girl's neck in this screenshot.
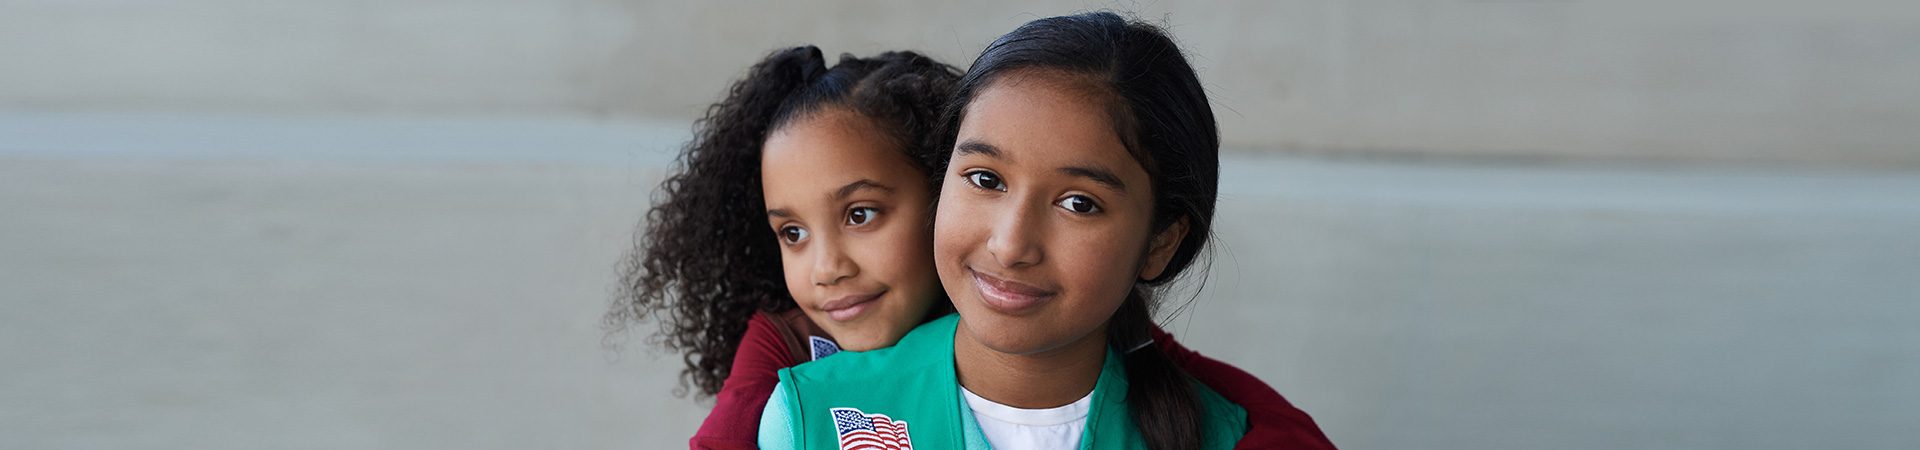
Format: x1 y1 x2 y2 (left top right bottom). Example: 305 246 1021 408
952 319 1108 409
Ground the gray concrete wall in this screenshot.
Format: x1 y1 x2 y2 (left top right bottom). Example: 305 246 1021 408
4 1 1918 165
5 1 1920 449
3 113 1917 449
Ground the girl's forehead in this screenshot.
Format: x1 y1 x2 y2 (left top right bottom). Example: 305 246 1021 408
766 109 906 165
762 109 927 199
991 68 1112 101
958 75 1133 168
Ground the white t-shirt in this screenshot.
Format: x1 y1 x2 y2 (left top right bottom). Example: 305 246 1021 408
961 386 1094 450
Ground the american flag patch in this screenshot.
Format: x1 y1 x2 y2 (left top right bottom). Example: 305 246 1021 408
830 407 911 450
810 336 841 361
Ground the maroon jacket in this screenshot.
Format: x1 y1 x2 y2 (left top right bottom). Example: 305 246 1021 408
688 310 1335 449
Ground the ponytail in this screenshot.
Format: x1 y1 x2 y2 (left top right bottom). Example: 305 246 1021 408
1109 288 1205 449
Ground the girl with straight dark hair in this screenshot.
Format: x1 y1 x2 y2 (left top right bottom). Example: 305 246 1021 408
758 12 1333 449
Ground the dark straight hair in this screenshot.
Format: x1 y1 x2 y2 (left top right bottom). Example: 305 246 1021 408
938 12 1222 450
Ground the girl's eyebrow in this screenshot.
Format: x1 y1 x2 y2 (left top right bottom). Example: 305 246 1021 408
955 140 1002 159
1059 165 1127 194
768 180 894 219
834 179 893 200
961 138 1126 194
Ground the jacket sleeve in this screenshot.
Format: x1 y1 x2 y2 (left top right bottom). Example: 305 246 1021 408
690 313 800 450
1154 325 1338 450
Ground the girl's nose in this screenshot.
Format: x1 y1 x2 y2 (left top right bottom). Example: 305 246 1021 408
985 204 1044 269
811 237 858 286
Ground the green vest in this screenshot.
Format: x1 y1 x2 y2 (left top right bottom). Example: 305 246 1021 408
771 313 1246 449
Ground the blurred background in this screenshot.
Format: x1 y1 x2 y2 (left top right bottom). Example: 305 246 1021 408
4 1 1917 448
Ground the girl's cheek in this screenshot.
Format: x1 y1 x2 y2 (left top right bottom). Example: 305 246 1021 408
932 206 973 275
781 253 810 303
881 225 933 279
938 200 985 249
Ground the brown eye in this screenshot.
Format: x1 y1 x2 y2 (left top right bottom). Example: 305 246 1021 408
847 207 879 226
1057 195 1101 214
779 225 809 244
964 170 1006 192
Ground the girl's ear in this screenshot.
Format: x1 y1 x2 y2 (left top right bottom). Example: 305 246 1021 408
1137 217 1189 281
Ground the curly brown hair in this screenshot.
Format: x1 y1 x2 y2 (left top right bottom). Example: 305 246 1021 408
605 46 960 398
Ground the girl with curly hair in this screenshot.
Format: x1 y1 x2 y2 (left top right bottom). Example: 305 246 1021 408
605 46 960 449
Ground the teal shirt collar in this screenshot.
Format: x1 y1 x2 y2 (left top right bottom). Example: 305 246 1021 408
944 315 1130 450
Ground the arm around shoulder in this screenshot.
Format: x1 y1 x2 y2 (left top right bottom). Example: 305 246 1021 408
691 313 802 449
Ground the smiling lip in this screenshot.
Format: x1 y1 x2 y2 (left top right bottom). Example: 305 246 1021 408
820 290 885 322
968 268 1057 315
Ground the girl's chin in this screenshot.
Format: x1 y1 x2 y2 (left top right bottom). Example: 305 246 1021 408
826 326 907 352
959 316 1067 356
834 339 880 352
